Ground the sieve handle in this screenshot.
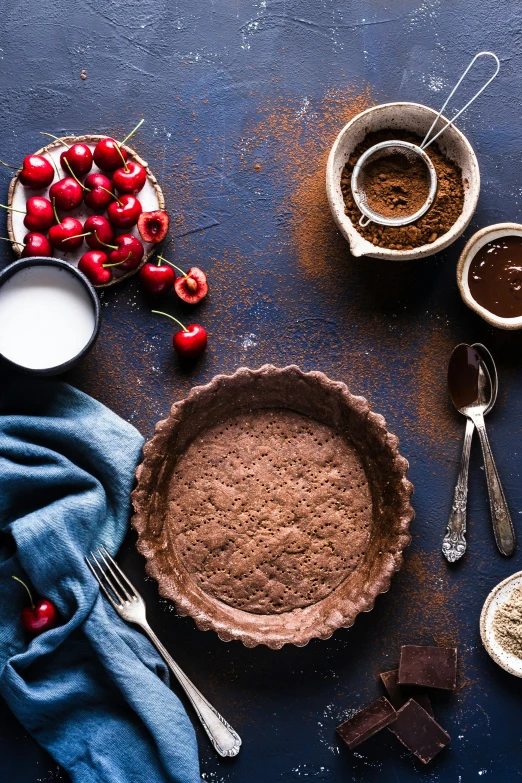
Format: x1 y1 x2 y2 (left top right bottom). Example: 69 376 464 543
421 51 500 150
359 215 371 227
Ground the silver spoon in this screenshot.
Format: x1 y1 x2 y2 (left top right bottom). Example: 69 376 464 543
443 343 498 562
445 343 515 558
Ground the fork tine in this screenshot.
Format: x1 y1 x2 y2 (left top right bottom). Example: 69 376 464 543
96 547 133 602
85 555 121 610
90 550 126 606
100 545 139 599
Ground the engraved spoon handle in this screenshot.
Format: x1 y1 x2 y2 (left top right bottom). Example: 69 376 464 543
143 625 241 757
442 416 474 562
474 412 516 557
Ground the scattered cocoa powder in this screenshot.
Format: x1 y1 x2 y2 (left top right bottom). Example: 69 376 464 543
341 130 465 250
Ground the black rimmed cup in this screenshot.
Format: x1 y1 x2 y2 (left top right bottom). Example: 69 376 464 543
0 257 100 376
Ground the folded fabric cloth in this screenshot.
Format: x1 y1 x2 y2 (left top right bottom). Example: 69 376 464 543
0 376 201 783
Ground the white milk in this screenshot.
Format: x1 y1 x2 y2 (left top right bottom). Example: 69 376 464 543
0 265 96 370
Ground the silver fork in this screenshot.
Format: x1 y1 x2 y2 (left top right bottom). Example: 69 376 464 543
86 546 241 757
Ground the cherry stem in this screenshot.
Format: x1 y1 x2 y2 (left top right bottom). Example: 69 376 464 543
94 232 117 250
120 118 144 146
97 185 119 202
152 310 188 332
114 144 129 173
12 576 35 609
63 232 91 242
0 203 25 214
52 197 61 225
157 254 186 277
63 158 88 190
0 159 18 170
0 236 24 248
103 252 130 268
40 132 71 149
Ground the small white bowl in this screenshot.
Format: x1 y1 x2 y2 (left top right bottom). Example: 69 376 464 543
480 570 522 678
326 102 480 260
457 223 522 330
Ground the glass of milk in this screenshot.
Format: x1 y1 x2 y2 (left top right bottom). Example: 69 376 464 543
0 258 100 374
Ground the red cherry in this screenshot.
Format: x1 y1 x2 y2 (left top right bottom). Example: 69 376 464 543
93 138 128 172
79 250 112 285
13 576 57 636
82 172 114 212
107 234 144 270
24 196 54 232
84 215 114 250
20 232 52 258
49 216 84 251
137 210 169 244
107 194 142 229
113 160 147 194
152 311 208 359
139 260 175 296
49 177 83 211
60 143 93 177
19 155 54 189
174 266 208 305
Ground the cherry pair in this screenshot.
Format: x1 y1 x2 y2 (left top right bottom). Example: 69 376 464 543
139 255 208 303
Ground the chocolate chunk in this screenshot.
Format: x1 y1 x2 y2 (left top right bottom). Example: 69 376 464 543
389 699 450 764
336 697 397 749
380 669 434 717
398 645 457 690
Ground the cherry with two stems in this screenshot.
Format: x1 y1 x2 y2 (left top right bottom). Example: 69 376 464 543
0 196 54 232
12 576 57 636
93 119 144 172
152 311 208 359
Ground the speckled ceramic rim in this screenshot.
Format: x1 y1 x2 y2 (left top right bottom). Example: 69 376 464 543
0 256 100 376
7 135 165 289
480 570 522 678
131 365 415 649
326 101 480 261
457 222 522 330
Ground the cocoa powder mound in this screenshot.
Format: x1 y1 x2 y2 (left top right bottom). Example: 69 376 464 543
342 130 465 250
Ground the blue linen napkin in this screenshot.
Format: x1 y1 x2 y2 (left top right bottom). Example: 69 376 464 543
0 376 201 783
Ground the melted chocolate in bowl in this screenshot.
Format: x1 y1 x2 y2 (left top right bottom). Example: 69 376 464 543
468 235 522 318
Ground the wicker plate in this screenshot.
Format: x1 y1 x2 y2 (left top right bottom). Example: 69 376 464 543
132 365 414 649
7 135 165 288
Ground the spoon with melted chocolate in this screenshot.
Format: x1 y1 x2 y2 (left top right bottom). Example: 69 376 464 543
447 344 515 558
443 344 497 562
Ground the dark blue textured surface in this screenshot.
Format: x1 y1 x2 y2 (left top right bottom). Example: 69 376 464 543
2 1 522 780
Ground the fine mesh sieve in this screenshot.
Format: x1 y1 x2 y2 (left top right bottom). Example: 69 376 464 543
351 51 500 228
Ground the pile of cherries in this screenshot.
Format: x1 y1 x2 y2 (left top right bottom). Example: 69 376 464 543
11 122 169 286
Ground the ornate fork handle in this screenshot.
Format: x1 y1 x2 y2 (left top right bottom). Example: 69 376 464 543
142 625 241 757
442 417 474 562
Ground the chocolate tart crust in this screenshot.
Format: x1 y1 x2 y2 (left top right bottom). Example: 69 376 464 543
131 365 414 649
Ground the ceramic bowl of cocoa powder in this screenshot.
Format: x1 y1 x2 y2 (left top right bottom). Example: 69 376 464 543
326 102 480 260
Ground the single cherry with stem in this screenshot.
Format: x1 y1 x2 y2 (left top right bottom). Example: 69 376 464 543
83 173 115 212
113 160 146 194
83 215 115 250
79 250 129 286
0 196 54 232
152 311 208 359
18 155 55 189
139 257 175 296
93 119 144 172
107 193 142 229
12 576 57 636
0 232 53 258
158 255 208 304
40 133 93 177
48 199 85 251
97 233 144 270
49 176 83 211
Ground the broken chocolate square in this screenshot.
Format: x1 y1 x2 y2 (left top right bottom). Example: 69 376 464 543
389 699 450 764
336 697 397 749
380 669 434 717
398 645 457 690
